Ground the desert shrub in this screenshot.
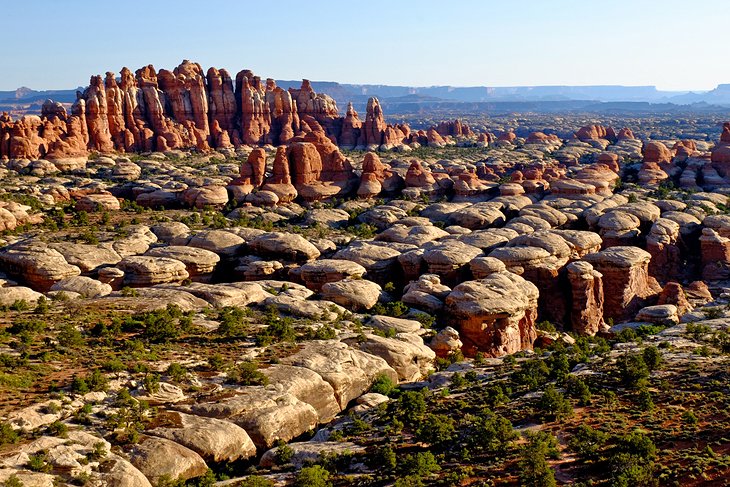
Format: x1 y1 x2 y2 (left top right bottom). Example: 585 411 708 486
238 477 274 487
294 465 331 487
229 361 268 386
537 320 556 332
616 353 649 388
166 363 187 382
642 346 662 371
27 452 52 472
538 385 573 421
57 323 85 348
216 306 250 337
682 409 699 427
207 353 227 371
565 375 592 405
370 300 409 318
34 296 50 314
568 424 608 460
0 421 19 445
255 309 296 345
514 359 550 389
134 304 193 343
47 420 68 437
519 431 559 487
415 413 456 447
395 390 427 424
275 442 294 464
636 386 654 411
400 451 440 477
370 373 396 396
465 408 517 453
377 444 397 471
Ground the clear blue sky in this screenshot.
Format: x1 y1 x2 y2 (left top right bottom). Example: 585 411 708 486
2 0 729 91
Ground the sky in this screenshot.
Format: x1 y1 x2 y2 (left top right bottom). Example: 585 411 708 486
2 0 729 92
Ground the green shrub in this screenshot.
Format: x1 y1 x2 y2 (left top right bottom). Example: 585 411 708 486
34 296 50 314
641 346 662 371
276 442 294 464
166 363 187 383
47 420 68 437
395 390 426 424
27 453 51 472
514 359 549 389
682 409 699 427
616 353 649 388
636 386 654 411
238 476 274 487
568 424 608 459
400 451 440 477
518 431 558 487
415 413 456 447
370 373 396 396
465 409 517 453
565 376 592 406
229 361 268 386
538 385 573 421
216 306 250 337
0 421 19 446
294 465 331 487
377 444 397 471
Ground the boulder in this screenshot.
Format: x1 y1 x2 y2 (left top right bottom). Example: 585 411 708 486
128 436 208 484
188 230 245 258
429 326 463 358
50 276 112 298
445 271 539 357
117 256 189 287
146 246 220 281
344 333 435 381
261 364 341 422
0 241 81 291
249 232 321 262
191 387 318 448
299 259 367 291
49 242 122 273
148 411 256 463
280 340 399 408
320 278 382 311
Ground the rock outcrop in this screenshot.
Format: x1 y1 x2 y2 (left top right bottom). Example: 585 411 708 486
445 271 539 357
583 247 661 323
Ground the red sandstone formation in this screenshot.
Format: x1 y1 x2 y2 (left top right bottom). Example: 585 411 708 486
497 131 516 143
3 61 472 162
206 67 237 135
362 97 387 147
616 127 636 140
711 122 730 177
339 103 363 149
289 80 338 140
657 282 692 316
575 124 615 142
426 128 446 148
642 141 673 165
405 161 436 188
237 70 270 145
566 261 605 336
584 247 661 323
700 215 730 280
596 153 620 172
435 120 473 137
357 152 388 198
